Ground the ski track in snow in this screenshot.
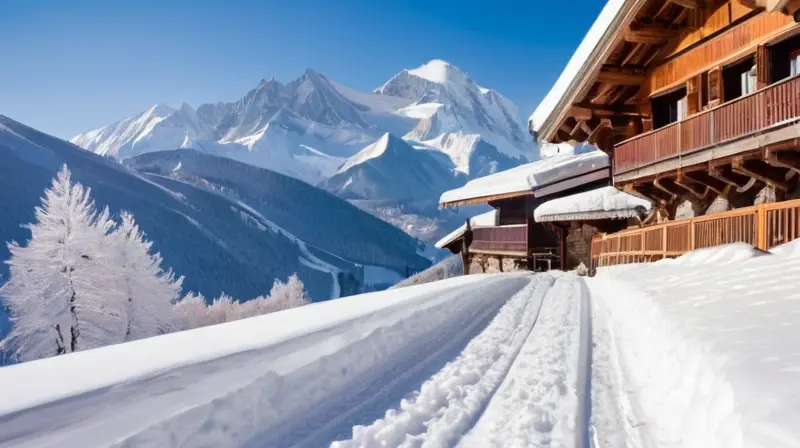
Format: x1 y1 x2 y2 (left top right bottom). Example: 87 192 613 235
459 275 583 448
332 274 564 448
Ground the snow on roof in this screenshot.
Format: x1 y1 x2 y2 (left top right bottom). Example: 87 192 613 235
533 186 651 222
435 210 498 249
439 148 609 206
529 0 626 136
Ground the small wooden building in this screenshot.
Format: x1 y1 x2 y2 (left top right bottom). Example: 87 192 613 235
435 149 650 273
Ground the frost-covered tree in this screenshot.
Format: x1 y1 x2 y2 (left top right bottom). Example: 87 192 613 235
171 274 311 330
207 294 236 325
173 292 211 330
267 274 310 311
114 211 183 341
0 166 128 361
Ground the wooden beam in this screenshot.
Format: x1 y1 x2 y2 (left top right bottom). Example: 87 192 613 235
559 122 573 134
653 177 682 198
570 120 585 137
572 102 639 116
568 106 593 121
621 43 643 66
670 0 700 9
590 83 617 103
597 69 646 86
709 165 752 189
768 151 800 174
629 182 672 204
671 7 690 25
579 121 594 136
675 174 709 199
732 158 789 191
624 25 678 44
682 170 727 195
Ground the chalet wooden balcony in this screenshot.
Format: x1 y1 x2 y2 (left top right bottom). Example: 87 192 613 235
614 75 800 177
470 225 528 256
590 198 800 269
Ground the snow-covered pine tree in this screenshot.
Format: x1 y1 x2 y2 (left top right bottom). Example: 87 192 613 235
114 211 183 341
0 165 128 362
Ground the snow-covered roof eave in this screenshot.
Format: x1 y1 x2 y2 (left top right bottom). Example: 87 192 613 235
439 149 610 207
534 208 646 223
434 210 498 249
528 0 640 142
533 186 652 223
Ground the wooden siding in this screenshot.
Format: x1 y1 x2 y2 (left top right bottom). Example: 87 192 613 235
615 74 800 174
590 198 800 269
470 225 527 254
647 11 795 97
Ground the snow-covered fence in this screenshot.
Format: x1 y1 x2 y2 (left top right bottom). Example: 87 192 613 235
592 198 800 268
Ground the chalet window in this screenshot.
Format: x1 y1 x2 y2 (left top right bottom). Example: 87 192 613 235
651 87 687 129
768 35 800 82
791 49 800 77
741 66 757 95
722 56 755 100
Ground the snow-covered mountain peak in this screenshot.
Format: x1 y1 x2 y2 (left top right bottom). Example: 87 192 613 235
339 133 410 173
408 59 469 85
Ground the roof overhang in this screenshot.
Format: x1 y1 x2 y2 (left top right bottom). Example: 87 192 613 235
439 149 610 207
531 0 646 144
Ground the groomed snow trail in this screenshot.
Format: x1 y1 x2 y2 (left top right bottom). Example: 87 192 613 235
331 274 555 448
0 272 603 448
459 276 584 448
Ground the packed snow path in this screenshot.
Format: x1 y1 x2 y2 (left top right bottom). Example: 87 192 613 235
0 273 600 448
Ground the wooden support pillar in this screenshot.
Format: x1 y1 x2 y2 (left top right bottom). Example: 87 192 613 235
525 196 535 271
461 218 472 275
559 225 568 271
498 256 504 272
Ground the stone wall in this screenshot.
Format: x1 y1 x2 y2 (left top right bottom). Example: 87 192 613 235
468 255 524 274
566 224 596 270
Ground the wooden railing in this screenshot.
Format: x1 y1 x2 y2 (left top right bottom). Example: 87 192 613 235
471 225 527 254
591 198 800 269
615 75 800 175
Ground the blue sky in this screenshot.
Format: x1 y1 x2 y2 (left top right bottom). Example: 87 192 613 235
0 0 604 139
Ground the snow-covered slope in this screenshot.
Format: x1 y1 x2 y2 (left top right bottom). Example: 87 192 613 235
71 60 535 186
321 133 463 202
0 115 431 337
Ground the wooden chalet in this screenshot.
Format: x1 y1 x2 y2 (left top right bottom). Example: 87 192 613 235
531 0 800 266
436 150 650 273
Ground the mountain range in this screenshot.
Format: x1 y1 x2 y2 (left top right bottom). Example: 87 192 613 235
71 60 538 242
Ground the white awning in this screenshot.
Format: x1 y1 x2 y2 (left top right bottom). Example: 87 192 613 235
533 186 651 222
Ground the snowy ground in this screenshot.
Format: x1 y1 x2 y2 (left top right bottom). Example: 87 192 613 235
4 242 799 447
0 272 597 447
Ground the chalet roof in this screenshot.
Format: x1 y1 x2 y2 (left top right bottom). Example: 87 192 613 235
438 149 610 207
533 186 652 222
529 0 627 137
434 210 498 249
